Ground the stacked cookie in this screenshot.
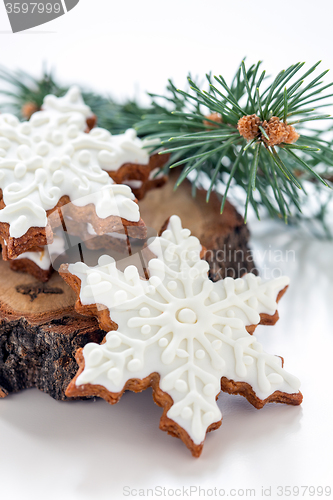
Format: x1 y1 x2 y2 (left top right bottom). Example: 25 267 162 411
0 87 166 281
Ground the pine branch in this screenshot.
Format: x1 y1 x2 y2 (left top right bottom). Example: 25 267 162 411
0 62 332 236
136 60 333 224
0 66 151 133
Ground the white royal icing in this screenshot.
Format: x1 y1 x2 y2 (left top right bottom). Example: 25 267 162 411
87 127 150 172
0 87 140 238
15 248 51 270
68 215 300 446
124 179 143 190
42 86 93 119
15 230 66 270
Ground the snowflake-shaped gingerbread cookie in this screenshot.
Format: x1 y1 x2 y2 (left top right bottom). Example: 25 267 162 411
62 215 302 457
0 87 149 258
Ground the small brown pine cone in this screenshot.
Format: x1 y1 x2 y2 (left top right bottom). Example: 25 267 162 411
262 116 299 146
85 114 97 132
21 102 39 120
237 114 260 141
203 112 222 127
262 116 288 146
284 125 300 144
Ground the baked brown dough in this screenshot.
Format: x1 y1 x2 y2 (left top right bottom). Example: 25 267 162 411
107 153 169 200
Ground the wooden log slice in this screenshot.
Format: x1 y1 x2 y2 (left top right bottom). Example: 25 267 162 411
0 175 256 400
0 262 105 400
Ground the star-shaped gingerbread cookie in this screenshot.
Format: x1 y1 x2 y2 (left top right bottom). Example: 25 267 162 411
61 215 302 457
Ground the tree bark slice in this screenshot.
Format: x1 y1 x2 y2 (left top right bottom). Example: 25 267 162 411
0 261 105 400
0 175 256 400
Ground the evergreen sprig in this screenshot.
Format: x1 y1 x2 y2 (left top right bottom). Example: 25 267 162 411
0 62 332 235
0 66 150 133
136 61 333 223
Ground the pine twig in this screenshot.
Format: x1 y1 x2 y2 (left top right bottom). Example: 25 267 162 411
135 60 333 226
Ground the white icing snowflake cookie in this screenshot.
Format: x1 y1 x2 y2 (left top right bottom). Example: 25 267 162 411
62 215 302 457
0 86 149 258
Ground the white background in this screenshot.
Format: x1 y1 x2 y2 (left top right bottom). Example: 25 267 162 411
0 1 333 500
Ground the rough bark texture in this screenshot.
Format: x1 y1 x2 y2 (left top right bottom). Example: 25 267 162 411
0 260 105 400
0 314 105 400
